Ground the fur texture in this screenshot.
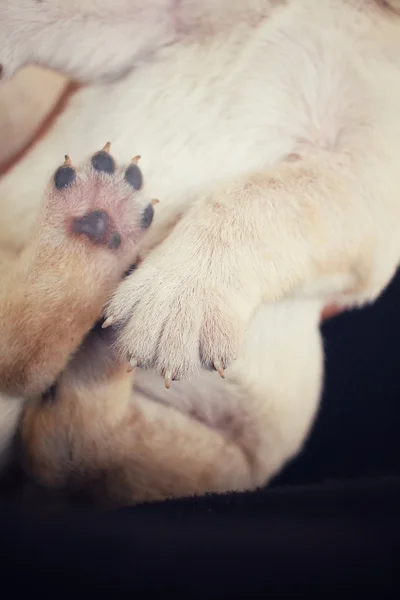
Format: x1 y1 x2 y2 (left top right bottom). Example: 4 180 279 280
0 0 400 507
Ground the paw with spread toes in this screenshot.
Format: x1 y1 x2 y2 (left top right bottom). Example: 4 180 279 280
41 143 156 271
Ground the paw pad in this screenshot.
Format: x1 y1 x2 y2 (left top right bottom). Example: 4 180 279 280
71 210 112 245
91 142 115 174
141 203 154 229
54 155 76 189
124 156 143 190
108 232 122 250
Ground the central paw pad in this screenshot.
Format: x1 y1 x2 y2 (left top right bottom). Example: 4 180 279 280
71 210 115 246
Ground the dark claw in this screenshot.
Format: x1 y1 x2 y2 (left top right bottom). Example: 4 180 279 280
54 165 76 189
141 203 154 229
91 150 115 174
71 210 111 245
125 164 143 190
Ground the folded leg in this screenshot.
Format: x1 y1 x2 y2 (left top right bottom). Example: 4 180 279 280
19 297 322 508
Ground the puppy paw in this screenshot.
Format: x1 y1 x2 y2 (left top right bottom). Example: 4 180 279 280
104 216 259 386
28 143 158 358
39 143 156 279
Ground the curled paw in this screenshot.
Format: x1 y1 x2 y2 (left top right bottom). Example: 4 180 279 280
103 239 254 388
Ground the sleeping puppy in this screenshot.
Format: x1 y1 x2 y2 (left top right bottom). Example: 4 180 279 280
0 0 400 508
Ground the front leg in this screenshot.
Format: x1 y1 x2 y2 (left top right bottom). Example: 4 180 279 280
106 151 396 386
0 145 154 397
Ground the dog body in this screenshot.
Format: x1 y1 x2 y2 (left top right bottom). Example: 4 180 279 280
0 0 400 506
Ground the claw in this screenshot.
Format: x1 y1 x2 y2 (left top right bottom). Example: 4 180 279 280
213 360 225 379
164 369 173 389
127 358 138 373
103 142 111 153
151 198 160 206
131 155 141 164
64 155 71 167
102 315 114 329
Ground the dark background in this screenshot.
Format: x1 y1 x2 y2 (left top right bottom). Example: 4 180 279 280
1 270 399 597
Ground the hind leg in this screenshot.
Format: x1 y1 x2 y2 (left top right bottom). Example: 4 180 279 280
19 298 323 508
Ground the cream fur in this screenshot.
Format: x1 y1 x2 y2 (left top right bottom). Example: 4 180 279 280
0 66 67 168
0 0 400 505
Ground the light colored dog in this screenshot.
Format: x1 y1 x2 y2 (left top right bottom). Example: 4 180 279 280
0 0 400 507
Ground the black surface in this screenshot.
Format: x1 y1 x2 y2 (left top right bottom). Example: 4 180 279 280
1 477 399 596
1 271 400 596
275 269 400 487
